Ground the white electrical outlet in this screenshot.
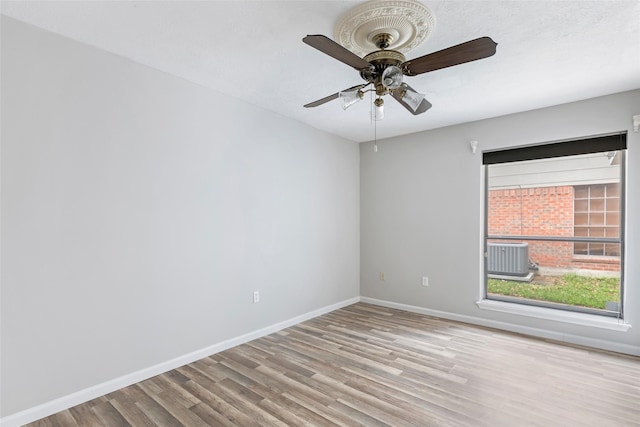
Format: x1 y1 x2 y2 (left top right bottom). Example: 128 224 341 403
253 291 260 303
379 272 385 281
422 276 429 287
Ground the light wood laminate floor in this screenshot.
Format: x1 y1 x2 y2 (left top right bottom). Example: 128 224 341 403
28 303 640 426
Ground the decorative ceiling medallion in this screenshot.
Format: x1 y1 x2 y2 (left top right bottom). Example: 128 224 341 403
334 0 435 57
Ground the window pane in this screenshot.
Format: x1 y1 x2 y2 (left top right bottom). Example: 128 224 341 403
590 213 604 225
574 213 589 226
606 212 619 225
574 227 589 237
607 183 620 197
574 199 588 212
606 227 619 238
606 199 620 212
574 242 588 254
590 199 605 211
590 227 605 238
574 187 589 198
589 243 604 255
487 147 623 316
590 185 605 197
605 244 620 257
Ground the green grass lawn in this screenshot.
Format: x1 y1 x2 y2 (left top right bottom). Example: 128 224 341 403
487 273 620 309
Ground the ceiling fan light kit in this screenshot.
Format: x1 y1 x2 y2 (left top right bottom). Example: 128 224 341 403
303 0 497 121
381 65 403 90
339 88 365 110
400 87 425 112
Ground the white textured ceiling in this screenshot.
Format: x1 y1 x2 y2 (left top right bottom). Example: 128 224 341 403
2 0 639 142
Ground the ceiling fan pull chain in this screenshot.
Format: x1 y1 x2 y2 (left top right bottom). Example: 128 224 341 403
374 95 378 153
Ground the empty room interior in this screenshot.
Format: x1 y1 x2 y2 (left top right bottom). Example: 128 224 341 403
1 1 639 426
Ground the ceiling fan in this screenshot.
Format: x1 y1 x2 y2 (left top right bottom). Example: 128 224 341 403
302 33 497 117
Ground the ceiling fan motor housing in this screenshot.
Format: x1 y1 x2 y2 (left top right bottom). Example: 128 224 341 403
362 49 407 95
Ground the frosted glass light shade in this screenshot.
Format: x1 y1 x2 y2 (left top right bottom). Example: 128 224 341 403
401 88 426 112
339 89 363 110
381 66 403 90
373 104 384 121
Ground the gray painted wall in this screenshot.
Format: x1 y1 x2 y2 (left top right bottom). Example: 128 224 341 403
2 13 638 421
1 17 360 416
361 89 639 353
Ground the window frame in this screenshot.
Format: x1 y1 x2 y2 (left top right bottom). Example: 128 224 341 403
482 133 627 319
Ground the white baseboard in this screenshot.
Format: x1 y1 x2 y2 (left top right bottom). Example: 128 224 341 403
0 297 360 427
360 297 640 356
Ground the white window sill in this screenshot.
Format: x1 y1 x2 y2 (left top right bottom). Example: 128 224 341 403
476 299 632 332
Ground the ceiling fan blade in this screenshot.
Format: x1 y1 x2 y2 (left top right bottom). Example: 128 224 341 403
303 35 372 71
391 83 432 115
304 93 339 108
304 84 366 108
402 37 497 76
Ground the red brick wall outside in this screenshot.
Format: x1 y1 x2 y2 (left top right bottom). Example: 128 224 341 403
488 185 619 272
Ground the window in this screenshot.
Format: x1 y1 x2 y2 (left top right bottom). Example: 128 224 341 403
483 134 626 317
574 183 620 256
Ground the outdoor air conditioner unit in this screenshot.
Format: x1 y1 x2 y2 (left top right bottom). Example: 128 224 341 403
487 242 529 277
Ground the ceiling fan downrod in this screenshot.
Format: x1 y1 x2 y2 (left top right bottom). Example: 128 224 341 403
372 33 393 50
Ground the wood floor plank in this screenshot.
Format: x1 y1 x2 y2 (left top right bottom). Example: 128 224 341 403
25 303 640 426
68 401 103 427
49 411 80 427
109 396 157 427
280 389 366 427
256 393 326 427
181 380 261 426
91 401 131 426
327 400 390 427
145 388 208 427
188 402 237 427
133 395 182 426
